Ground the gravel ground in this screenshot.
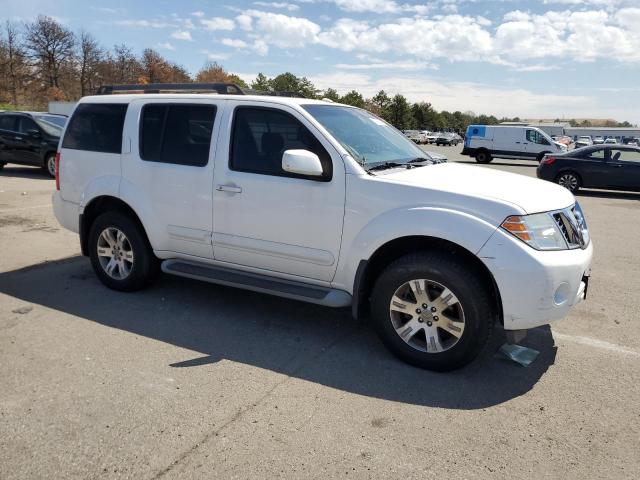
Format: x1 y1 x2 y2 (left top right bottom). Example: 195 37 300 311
1 153 639 480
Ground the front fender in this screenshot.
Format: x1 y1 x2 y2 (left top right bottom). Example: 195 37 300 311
333 207 499 292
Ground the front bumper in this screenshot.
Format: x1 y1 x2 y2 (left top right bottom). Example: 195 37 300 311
478 227 593 330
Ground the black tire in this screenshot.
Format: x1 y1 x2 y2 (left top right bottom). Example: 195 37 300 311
0 162 5 171
370 252 495 371
475 150 492 164
88 211 160 291
555 171 581 193
42 153 56 178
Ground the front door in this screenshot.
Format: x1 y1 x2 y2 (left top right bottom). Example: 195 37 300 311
212 102 346 282
607 148 640 190
524 129 551 159
121 99 224 259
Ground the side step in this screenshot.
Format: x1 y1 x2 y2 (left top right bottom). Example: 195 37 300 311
161 260 352 308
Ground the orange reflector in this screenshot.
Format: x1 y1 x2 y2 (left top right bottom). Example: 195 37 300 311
501 216 531 241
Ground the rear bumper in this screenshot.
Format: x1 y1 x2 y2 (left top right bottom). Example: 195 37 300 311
52 191 79 233
478 228 593 330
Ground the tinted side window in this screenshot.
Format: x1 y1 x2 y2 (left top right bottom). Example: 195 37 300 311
62 103 127 154
0 115 18 131
18 117 39 134
230 107 332 180
612 149 640 164
140 104 216 167
584 149 605 160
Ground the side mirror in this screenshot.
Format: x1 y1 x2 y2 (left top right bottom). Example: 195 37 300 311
282 149 323 177
26 129 41 138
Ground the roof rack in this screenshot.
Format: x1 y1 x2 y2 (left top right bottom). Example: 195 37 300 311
95 83 245 95
243 89 306 98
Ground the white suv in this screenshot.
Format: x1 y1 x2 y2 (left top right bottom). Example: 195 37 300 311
53 85 593 371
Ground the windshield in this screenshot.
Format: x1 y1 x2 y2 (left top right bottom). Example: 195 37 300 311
302 104 429 168
34 118 63 137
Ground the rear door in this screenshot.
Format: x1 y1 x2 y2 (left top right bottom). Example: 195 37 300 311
211 101 346 282
575 147 608 187
16 116 43 165
121 99 224 259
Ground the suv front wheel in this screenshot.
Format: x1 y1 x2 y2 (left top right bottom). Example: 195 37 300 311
88 211 160 291
370 252 494 371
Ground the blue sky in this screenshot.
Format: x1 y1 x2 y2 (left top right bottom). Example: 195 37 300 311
3 0 640 123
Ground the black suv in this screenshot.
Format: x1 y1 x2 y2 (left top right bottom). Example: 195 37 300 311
0 111 65 177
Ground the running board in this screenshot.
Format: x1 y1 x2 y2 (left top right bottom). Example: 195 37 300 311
161 260 352 308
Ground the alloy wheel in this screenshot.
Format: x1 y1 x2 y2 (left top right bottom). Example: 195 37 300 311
47 155 56 177
558 173 578 191
389 279 465 353
97 227 134 280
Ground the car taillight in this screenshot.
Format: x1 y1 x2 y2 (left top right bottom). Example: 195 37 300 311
55 152 60 190
542 156 556 165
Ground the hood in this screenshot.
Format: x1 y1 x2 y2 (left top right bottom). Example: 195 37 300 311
381 162 575 214
425 151 447 163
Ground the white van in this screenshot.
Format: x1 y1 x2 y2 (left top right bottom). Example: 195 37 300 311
462 125 567 163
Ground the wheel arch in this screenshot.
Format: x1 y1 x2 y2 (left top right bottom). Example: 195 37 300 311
79 196 150 257
352 235 503 325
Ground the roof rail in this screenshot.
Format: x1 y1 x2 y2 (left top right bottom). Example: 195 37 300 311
95 83 245 95
243 88 306 98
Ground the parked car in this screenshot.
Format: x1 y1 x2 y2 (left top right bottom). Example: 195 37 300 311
53 86 592 371
0 111 63 177
424 131 439 144
574 136 593 148
592 136 605 145
603 137 617 144
537 145 640 193
462 125 566 163
435 132 460 146
552 135 573 147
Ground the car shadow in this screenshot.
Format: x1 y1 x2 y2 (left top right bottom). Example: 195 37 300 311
0 165 51 180
0 256 557 410
577 189 640 201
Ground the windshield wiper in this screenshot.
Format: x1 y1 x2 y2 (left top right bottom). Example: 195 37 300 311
366 161 406 172
406 157 433 164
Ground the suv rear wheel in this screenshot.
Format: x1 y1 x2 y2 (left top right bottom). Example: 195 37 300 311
370 252 494 371
88 211 160 291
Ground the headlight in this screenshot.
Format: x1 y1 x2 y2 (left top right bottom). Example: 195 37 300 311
501 213 568 250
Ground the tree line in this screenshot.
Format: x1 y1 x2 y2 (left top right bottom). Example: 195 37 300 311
0 15 635 132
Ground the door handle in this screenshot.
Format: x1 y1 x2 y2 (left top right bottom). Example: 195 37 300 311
216 184 242 193
612 164 623 168
515 141 521 144
14 136 23 140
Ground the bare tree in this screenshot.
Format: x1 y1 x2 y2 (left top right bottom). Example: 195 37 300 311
2 21 28 105
78 31 103 95
24 15 75 89
112 43 140 84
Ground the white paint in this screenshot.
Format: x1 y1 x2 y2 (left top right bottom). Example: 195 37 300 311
553 331 640 358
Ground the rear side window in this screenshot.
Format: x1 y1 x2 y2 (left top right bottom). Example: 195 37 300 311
0 115 18 131
140 104 216 167
62 104 127 154
230 106 331 180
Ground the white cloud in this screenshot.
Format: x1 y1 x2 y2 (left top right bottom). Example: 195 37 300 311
191 11 205 17
331 0 401 13
253 1 300 11
200 49 230 61
334 61 436 70
221 38 249 48
158 42 175 51
246 10 321 48
236 14 253 31
201 17 235 31
171 30 193 41
114 19 174 28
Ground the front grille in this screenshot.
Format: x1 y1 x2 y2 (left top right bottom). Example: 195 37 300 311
552 205 589 249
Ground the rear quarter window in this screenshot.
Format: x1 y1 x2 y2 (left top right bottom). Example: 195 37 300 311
62 103 127 154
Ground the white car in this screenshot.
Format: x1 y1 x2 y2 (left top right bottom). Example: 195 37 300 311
53 86 592 371
592 136 605 145
604 137 617 144
575 136 593 148
462 125 566 163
